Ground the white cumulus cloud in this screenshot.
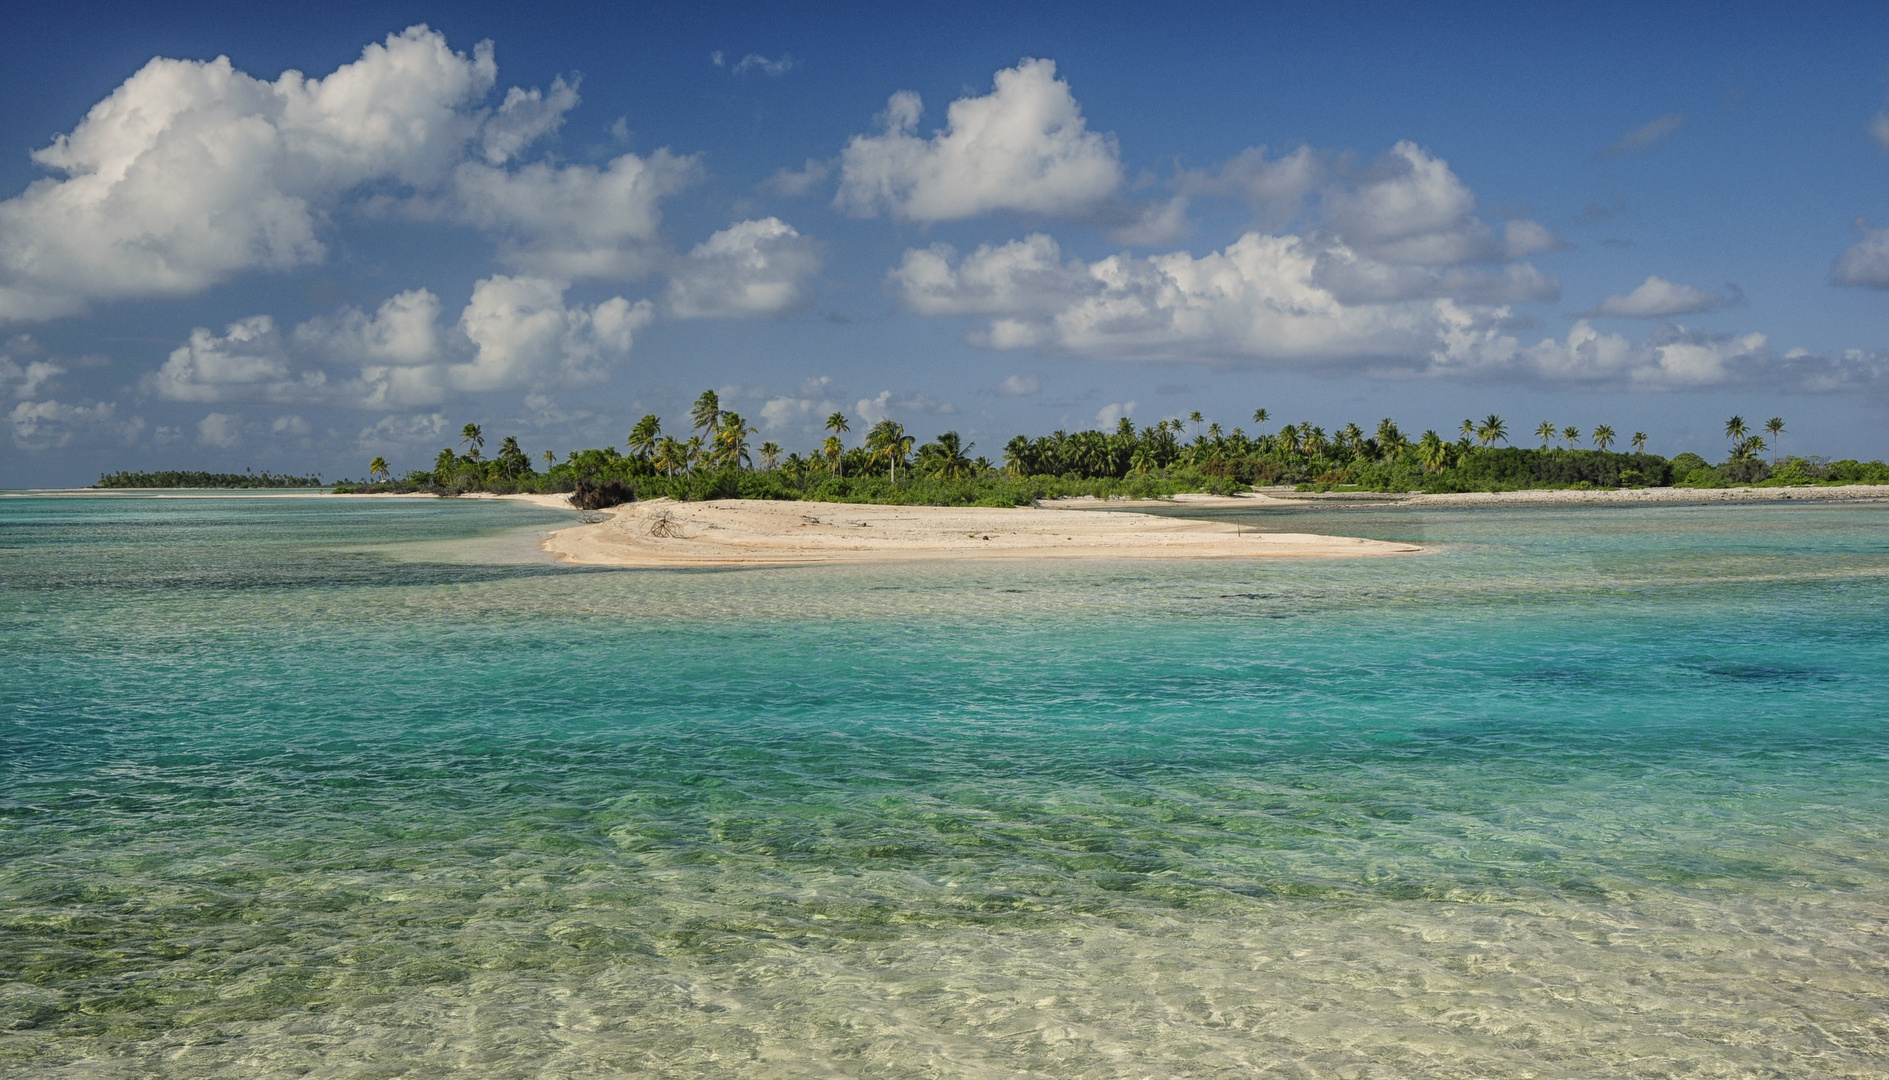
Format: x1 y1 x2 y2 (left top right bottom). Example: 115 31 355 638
756 377 839 431
1588 275 1728 318
891 231 1859 392
0 25 704 321
196 412 244 447
157 276 651 407
357 411 450 449
666 218 821 318
451 150 700 280
9 398 134 450
479 77 579 165
1 354 65 399
893 232 1441 363
153 316 321 403
1177 145 1330 227
1323 142 1559 267
836 58 1122 222
1433 312 1771 387
0 26 500 320
1831 219 1889 288
454 275 651 391
762 159 832 197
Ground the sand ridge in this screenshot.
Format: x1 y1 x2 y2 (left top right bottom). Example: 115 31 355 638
533 497 1419 567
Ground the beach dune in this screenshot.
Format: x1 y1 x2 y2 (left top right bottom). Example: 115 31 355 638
536 497 1419 567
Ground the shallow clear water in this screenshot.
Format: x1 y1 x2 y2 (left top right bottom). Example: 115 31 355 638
3 493 1887 1077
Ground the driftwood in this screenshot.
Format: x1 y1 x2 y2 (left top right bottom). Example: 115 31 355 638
648 510 687 538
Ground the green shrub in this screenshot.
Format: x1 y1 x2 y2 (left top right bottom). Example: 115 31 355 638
1826 459 1889 484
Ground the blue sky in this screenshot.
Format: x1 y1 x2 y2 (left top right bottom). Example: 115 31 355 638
4 0 1888 485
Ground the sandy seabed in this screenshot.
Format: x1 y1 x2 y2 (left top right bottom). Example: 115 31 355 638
525 496 1419 567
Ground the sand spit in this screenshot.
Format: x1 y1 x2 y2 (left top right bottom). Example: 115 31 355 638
534 497 1419 567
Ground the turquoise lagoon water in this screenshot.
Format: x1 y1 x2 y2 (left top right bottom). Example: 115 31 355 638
2 493 1887 1078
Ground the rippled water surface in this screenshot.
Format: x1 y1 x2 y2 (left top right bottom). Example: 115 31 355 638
3 493 1888 1077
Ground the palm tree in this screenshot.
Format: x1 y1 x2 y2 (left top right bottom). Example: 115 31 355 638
1372 418 1400 457
691 390 721 439
825 412 850 477
920 431 975 479
627 414 661 461
1764 417 1784 463
1340 422 1365 455
1277 424 1299 455
541 449 556 471
1416 430 1445 471
368 456 389 481
1724 415 1747 447
653 436 685 477
1003 435 1031 476
1252 408 1269 435
1631 431 1648 454
1188 411 1205 441
760 441 781 470
1562 425 1581 449
1592 425 1616 452
1207 422 1224 443
497 435 527 477
683 435 703 472
460 422 484 461
866 419 913 481
1459 418 1476 443
1478 414 1508 447
1535 421 1556 448
715 412 754 469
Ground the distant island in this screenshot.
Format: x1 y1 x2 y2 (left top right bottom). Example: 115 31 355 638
98 395 1887 505
95 470 324 489
315 393 1887 508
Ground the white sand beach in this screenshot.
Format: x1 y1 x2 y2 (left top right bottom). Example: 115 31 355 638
528 496 1419 567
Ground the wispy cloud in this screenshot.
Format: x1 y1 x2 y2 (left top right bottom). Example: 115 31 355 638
1596 113 1687 160
711 51 796 76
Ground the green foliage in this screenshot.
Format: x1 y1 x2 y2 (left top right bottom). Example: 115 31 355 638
1717 457 1771 484
1765 457 1819 484
1410 448 1674 493
1824 459 1889 484
203 393 1885 507
96 470 322 489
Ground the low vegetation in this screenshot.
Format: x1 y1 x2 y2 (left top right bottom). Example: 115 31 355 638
95 469 323 489
223 397 1882 505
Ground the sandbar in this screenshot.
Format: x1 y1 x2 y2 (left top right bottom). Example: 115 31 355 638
531 497 1419 567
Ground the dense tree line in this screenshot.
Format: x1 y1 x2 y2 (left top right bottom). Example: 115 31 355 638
329 392 1886 503
95 470 323 489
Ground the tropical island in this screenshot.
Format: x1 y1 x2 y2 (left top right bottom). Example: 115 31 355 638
317 391 1887 507
95 469 325 489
